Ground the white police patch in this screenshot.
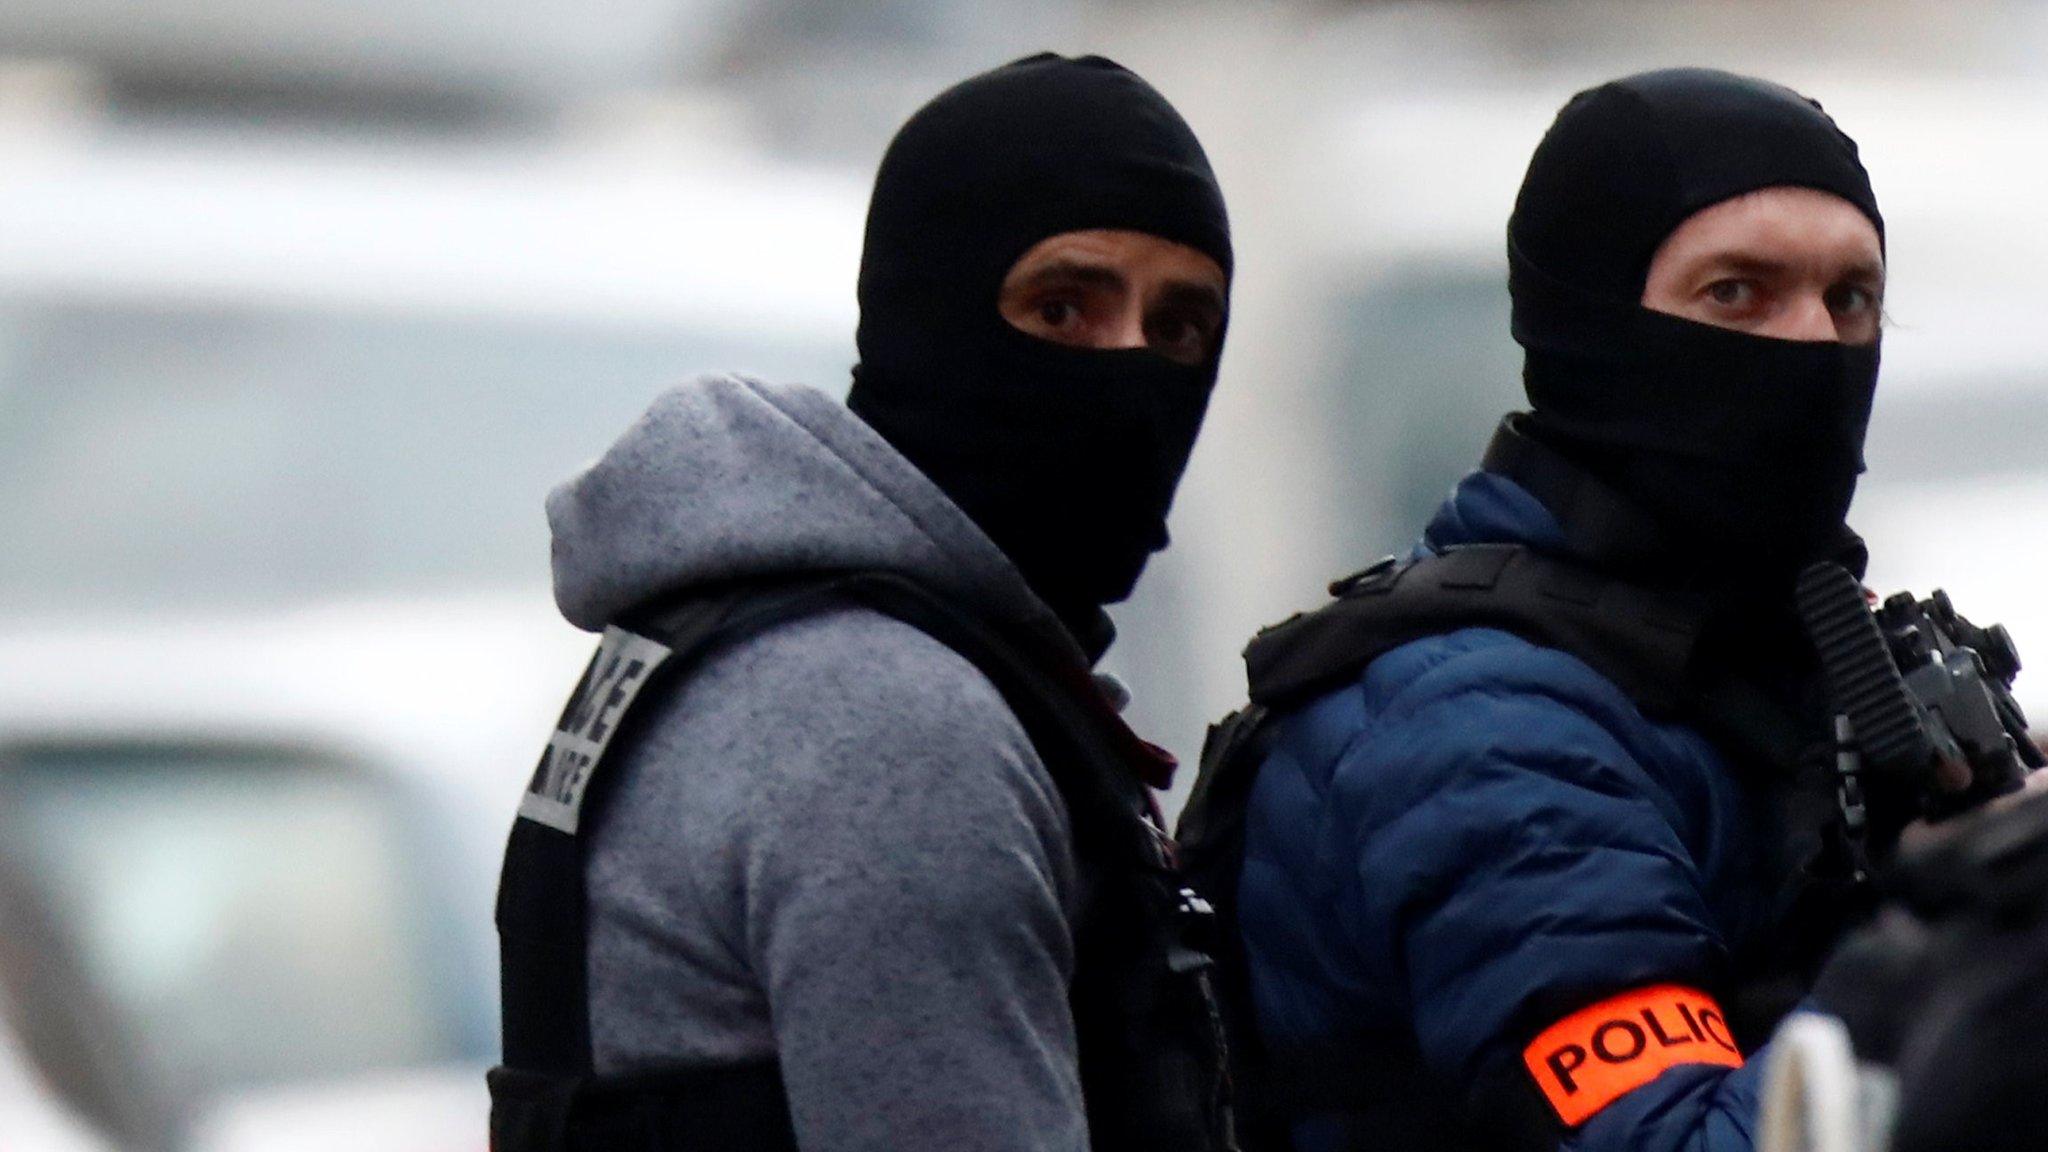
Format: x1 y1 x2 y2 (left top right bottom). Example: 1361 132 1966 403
518 627 674 834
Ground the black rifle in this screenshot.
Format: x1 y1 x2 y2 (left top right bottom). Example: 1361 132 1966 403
1798 562 2041 845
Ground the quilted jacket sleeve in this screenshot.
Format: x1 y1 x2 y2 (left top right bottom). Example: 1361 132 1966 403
1314 634 1772 1152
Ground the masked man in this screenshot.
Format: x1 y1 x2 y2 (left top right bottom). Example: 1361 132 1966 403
487 54 1235 1152
1227 69 1905 1152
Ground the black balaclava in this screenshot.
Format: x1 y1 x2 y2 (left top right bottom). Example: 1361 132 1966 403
846 53 1232 656
1508 68 1884 585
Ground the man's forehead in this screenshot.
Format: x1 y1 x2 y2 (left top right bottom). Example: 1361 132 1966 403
1022 231 1134 263
1013 259 1127 288
1659 187 1885 273
1689 251 1886 282
1007 229 1229 293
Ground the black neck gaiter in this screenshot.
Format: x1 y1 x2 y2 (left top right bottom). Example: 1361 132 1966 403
845 54 1232 655
1508 68 1884 592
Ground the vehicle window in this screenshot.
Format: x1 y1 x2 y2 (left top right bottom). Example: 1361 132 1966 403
0 298 851 613
0 744 461 1106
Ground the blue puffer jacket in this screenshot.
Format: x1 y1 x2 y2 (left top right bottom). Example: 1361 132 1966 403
1240 470 1797 1152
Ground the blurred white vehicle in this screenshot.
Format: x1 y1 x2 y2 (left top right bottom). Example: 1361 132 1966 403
0 604 589 1152
0 791 154 1150
0 108 863 1151
0 992 117 1152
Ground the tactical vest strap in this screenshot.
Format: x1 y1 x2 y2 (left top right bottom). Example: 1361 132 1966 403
1174 706 1279 1149
1480 416 1673 571
805 573 1166 867
1244 544 1705 719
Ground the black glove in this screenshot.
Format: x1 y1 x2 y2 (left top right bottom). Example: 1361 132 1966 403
1808 790 2048 1152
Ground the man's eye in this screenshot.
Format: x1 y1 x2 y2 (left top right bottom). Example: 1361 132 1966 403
1038 300 1080 328
1826 284 1879 315
1146 313 1214 365
1705 279 1756 308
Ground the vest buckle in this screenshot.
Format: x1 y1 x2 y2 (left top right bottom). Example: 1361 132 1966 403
1328 555 1402 598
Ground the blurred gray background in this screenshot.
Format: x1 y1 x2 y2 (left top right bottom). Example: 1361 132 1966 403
1 2 2045 1149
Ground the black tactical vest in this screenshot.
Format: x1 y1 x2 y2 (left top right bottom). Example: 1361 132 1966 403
489 571 1234 1152
1176 540 1870 1152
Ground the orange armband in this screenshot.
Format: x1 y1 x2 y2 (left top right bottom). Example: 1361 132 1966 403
1521 985 1744 1126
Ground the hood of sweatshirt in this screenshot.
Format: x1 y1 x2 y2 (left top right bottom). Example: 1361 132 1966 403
546 374 1086 666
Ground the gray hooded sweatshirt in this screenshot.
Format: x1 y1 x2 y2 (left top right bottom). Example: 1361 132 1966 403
547 375 1089 1152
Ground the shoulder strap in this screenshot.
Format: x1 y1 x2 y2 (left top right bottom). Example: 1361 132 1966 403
1176 704 1271 873
1244 544 1705 719
1172 706 1287 1148
809 571 1164 862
